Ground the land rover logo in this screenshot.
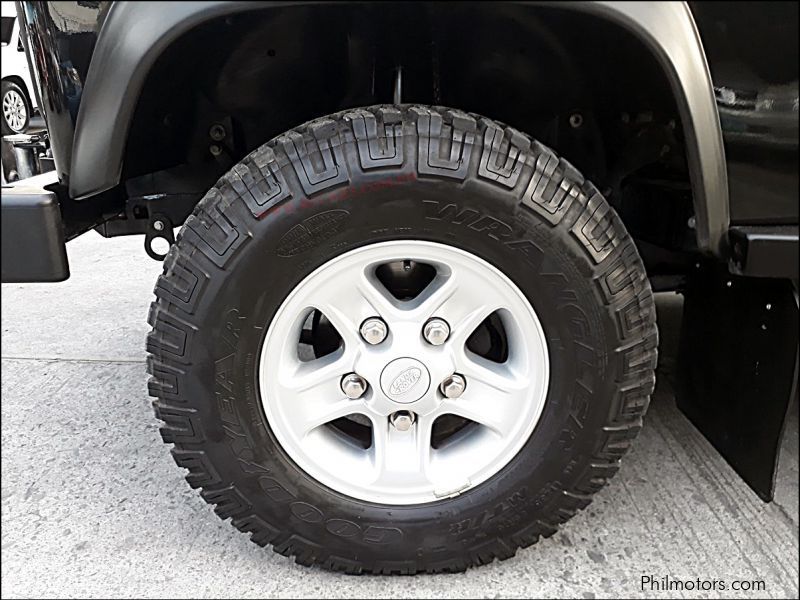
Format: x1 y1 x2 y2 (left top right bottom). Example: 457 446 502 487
389 367 422 396
380 357 431 403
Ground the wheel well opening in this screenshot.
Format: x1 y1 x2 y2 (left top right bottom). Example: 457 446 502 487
2 75 30 100
122 2 697 280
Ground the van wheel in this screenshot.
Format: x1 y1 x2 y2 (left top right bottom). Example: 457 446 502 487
1 80 30 134
147 105 657 573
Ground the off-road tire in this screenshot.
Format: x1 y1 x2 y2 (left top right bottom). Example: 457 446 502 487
147 104 658 574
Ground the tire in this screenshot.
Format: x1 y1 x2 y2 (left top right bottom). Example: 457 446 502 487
147 105 657 573
1 80 30 135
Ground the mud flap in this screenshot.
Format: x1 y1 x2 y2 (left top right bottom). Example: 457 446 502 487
676 264 798 501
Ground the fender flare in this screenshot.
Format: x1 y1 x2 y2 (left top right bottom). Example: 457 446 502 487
70 1 729 255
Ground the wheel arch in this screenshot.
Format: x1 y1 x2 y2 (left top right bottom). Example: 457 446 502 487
2 74 31 102
69 1 729 256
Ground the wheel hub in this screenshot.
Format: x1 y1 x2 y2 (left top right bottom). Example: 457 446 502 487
380 357 431 404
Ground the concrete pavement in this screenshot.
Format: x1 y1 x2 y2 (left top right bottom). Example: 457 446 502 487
1 232 797 599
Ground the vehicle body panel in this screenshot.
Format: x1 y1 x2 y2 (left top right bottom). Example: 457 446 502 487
13 0 107 179
691 1 799 226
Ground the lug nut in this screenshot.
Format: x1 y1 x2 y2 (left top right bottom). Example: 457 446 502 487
360 317 388 345
423 318 450 346
390 411 415 432
341 373 367 399
440 374 466 399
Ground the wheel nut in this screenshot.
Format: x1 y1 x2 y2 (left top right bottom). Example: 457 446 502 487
423 318 450 346
440 374 466 399
360 317 388 345
341 373 367 399
390 411 415 431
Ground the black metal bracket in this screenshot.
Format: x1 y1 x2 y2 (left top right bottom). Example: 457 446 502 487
729 225 799 279
144 213 174 261
676 262 798 501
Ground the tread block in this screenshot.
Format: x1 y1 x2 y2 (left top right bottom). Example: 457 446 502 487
615 291 657 341
201 486 251 519
146 356 181 401
279 123 349 195
478 120 529 188
570 191 623 264
573 474 609 495
597 428 638 460
413 106 476 180
510 520 544 547
373 560 418 575
146 310 196 365
146 318 188 360
597 243 648 303
345 108 404 169
155 404 202 444
323 556 363 574
154 255 207 315
611 378 654 423
273 535 325 564
186 194 243 266
617 332 659 376
521 148 582 224
156 252 200 305
172 449 222 488
230 149 292 218
232 514 281 547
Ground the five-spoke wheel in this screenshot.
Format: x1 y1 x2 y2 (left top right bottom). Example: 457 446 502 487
259 240 549 504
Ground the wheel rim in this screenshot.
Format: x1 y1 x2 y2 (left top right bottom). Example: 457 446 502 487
259 240 550 504
2 90 27 132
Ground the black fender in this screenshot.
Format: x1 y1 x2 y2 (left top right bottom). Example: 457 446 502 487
65 1 730 256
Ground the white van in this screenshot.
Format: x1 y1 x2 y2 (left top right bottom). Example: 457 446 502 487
1 2 38 134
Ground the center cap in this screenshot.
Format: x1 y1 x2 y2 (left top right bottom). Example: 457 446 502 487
380 357 431 404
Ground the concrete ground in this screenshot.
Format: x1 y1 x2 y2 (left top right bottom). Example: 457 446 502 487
2 232 798 599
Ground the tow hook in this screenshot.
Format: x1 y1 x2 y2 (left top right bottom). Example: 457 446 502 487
144 213 174 261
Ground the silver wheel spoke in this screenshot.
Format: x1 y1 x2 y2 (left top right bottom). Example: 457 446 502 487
313 269 401 348
278 354 365 438
439 356 529 438
370 414 433 487
458 352 530 395
411 269 507 345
